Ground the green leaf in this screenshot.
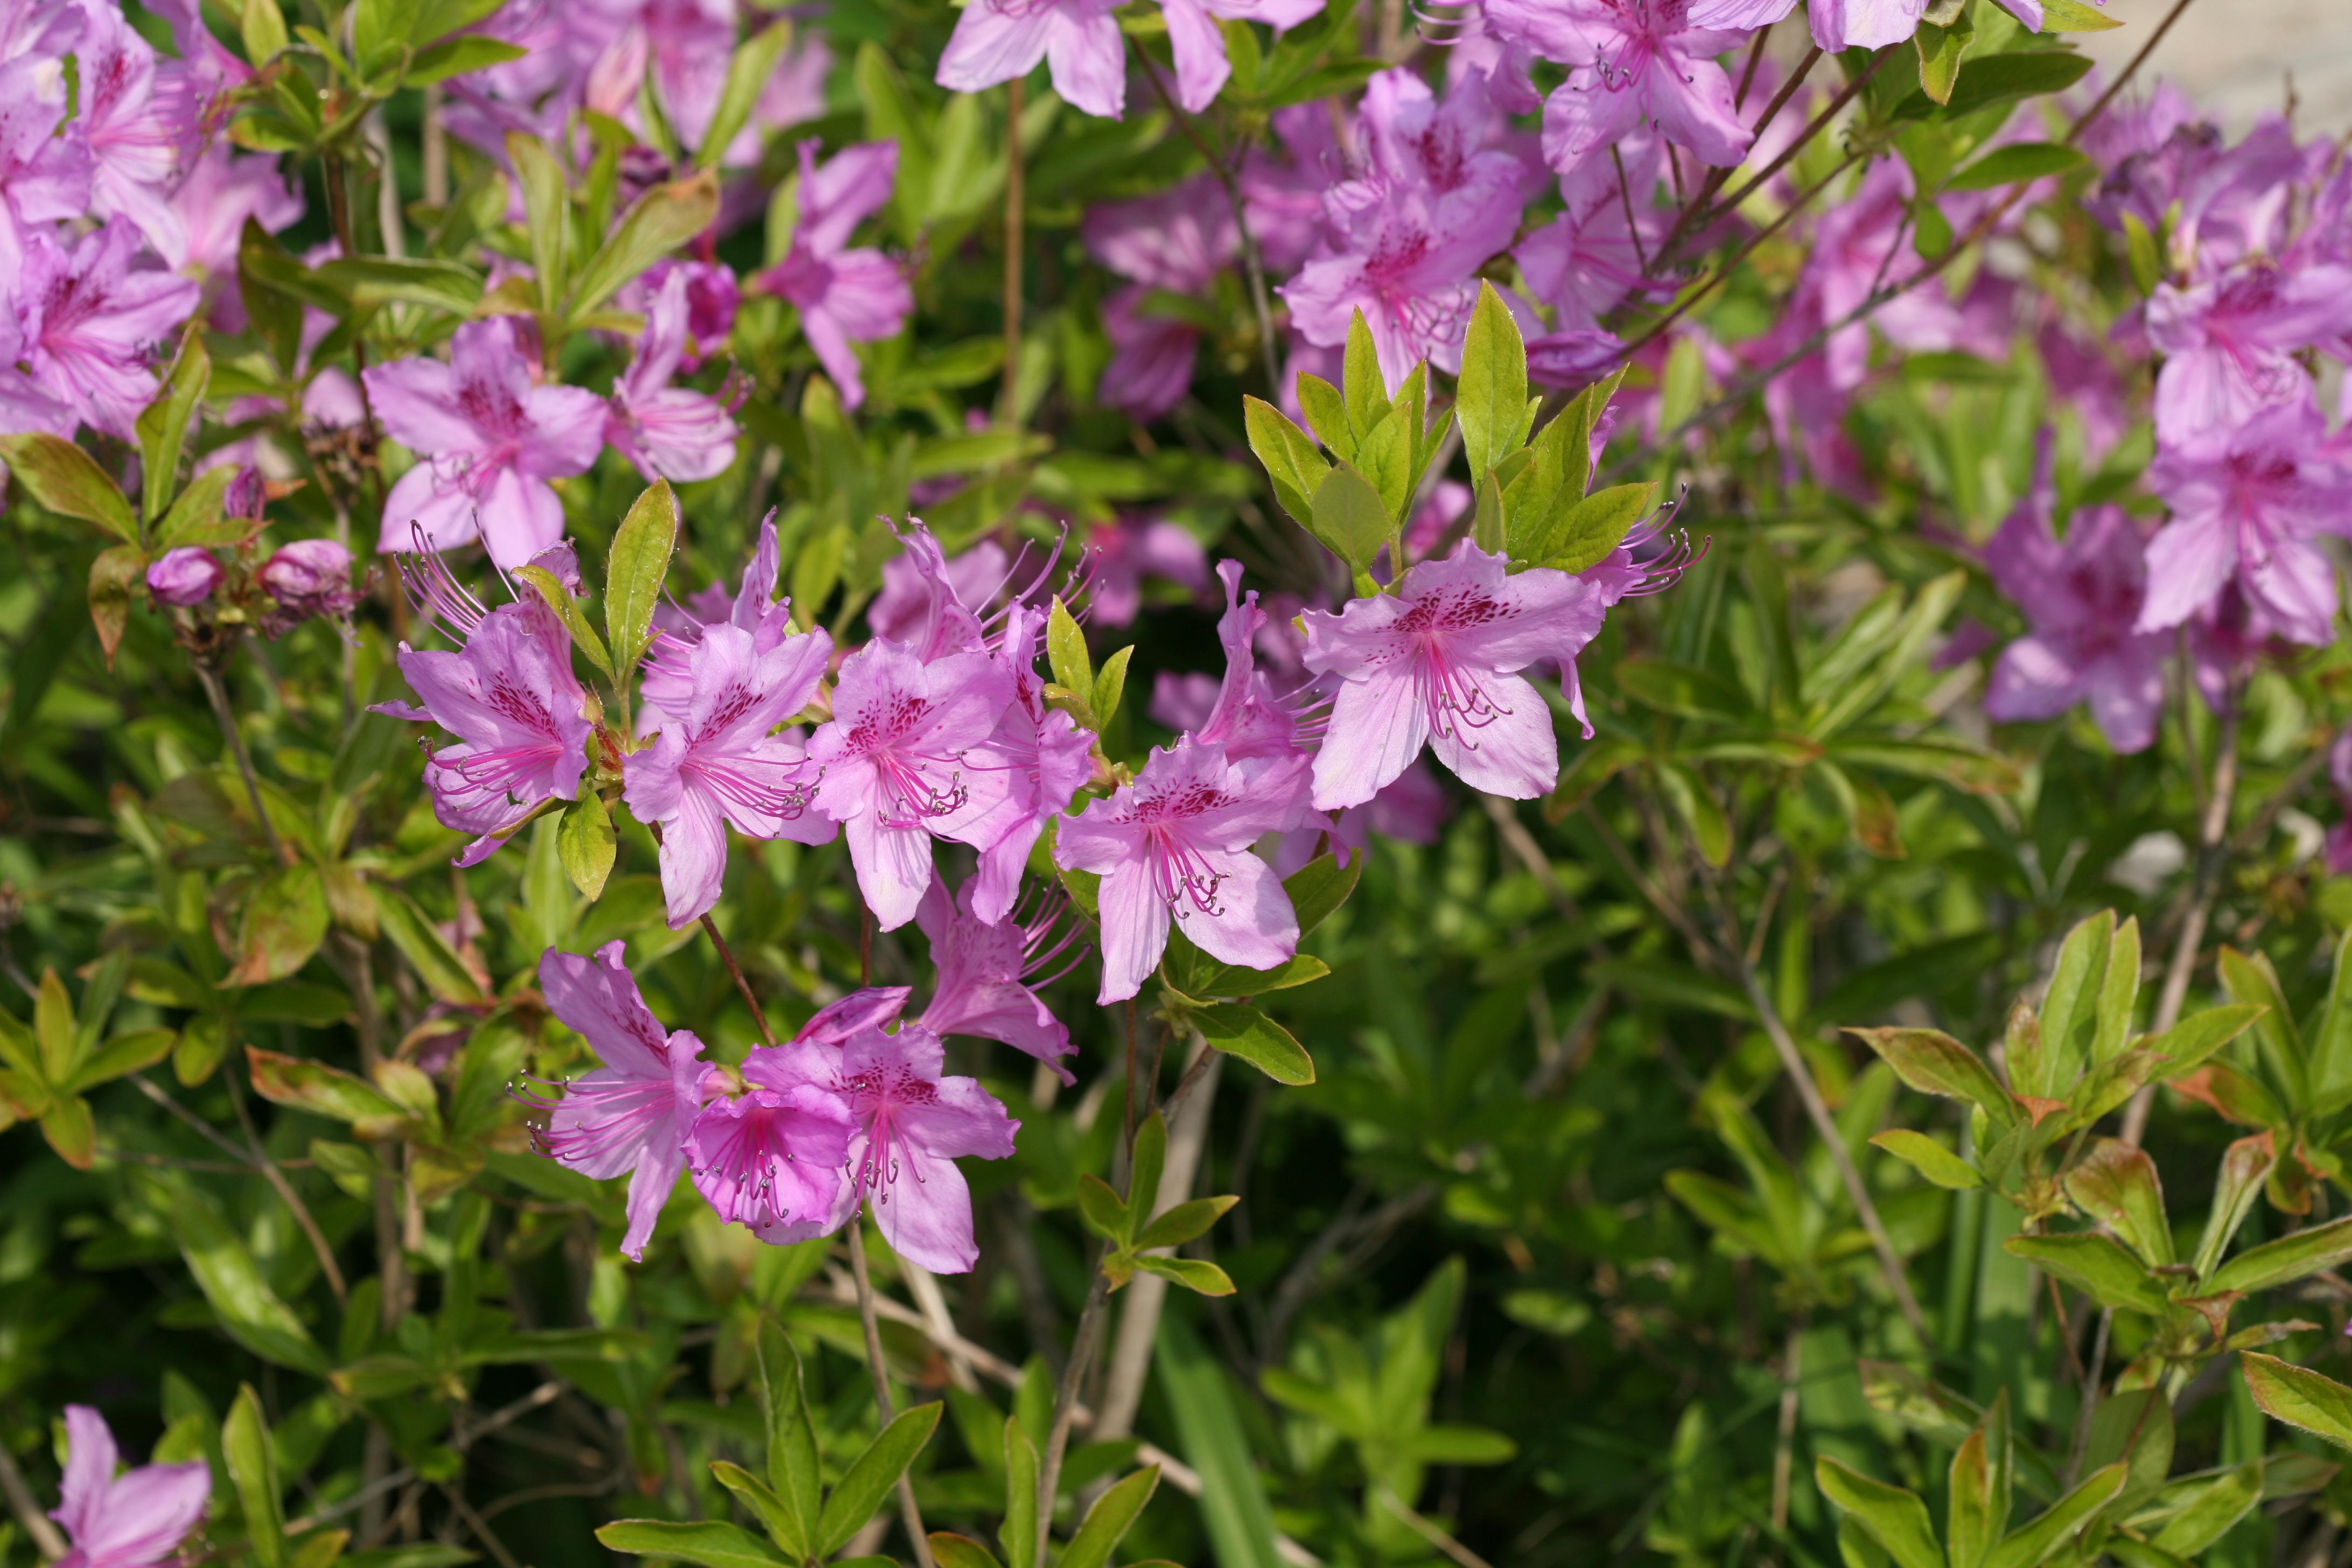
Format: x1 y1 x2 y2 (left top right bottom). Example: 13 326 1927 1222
1456 282 1526 481
1294 375 1352 462
2033 909 2111 1095
33 964 74 1084
1156 1319 1285 1568
1284 852 1360 937
225 1385 286 1568
65 1028 175 1096
1135 1195 1237 1251
403 34 529 84
1308 463 1391 570
40 1096 94 1168
371 887 490 1006
314 257 485 317
1195 1003 1314 1086
2094 915 2141 1066
228 864 329 986
1868 1129 1982 1189
929 1536 1004 1568
1136 1255 1236 1295
1914 11 1972 105
1046 597 1094 716
137 331 210 526
569 171 721 322
1000 1416 1039 1568
154 466 249 549
2243 1353 2352 1450
513 564 616 681
607 479 680 675
1944 141 2087 191
1846 1027 2017 1129
1077 1173 1128 1241
1814 1458 1941 1568
1525 481 1657 573
1615 659 1752 722
1894 50 2095 120
506 131 570 316
815 1402 942 1558
595 1521 791 1568
247 1046 409 1137
241 0 288 62
1128 1110 1168 1222
558 793 617 901
2147 1461 2263 1556
1342 309 1390 443
1945 1396 2005 1568
757 1322 818 1559
2208 1213 2352 1295
2062 1139 2172 1267
1982 1462 2126 1568
2121 210 2163 293
1058 1467 1160 1568
2145 1002 2264 1083
2003 1234 2168 1315
696 22 794 170
709 1464 801 1559
1093 645 1133 730
0 432 139 543
169 1180 331 1373
1399 1424 1519 1464
1353 404 1410 527
1242 396 1329 526
1656 761 1730 867
2037 0 2123 29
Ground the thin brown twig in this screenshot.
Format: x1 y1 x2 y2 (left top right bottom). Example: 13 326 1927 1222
698 914 774 1046
194 657 290 866
1653 45 1826 267
225 1064 349 1305
848 1224 937 1568
1037 1262 1114 1564
1376 1486 1495 1568
0 1438 67 1559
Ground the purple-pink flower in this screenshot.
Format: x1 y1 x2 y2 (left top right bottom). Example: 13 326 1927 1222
146 547 222 607
0 48 89 277
1983 496 2166 754
534 942 710 1259
1688 0 2043 52
770 1022 1019 1272
685 1052 855 1240
367 317 606 569
1302 542 1605 810
961 599 1096 923
12 219 200 440
2138 398 2352 647
807 640 1015 930
623 620 837 929
937 0 1126 120
75 0 192 265
1157 0 1325 114
751 141 912 410
260 539 359 625
2145 260 2352 445
1483 0 1751 176
606 267 740 484
1083 177 1237 423
374 600 594 865
916 874 1081 1083
1055 736 1303 1004
50 1405 208 1568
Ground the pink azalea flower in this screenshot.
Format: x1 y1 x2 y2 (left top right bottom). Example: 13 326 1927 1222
1055 736 1304 1004
1242 104 1343 274
579 0 738 157
2326 730 2352 875
756 1023 1019 1271
958 599 1096 924
1483 0 1751 176
1190 558 1323 783
1301 541 1606 810
373 600 594 865
2138 398 2352 647
751 140 912 410
807 640 1016 931
629 258 739 370
0 48 89 277
916 875 1081 1083
606 268 740 484
533 942 710 1259
75 0 194 265
936 0 1126 120
639 514 790 733
1086 515 1210 626
867 524 998 661
2146 260 2352 445
1083 177 1237 422
1358 64 1539 204
623 621 838 929
1688 0 2041 52
12 220 200 440
171 144 303 330
1516 161 1661 332
686 1051 855 1240
50 1405 208 1568
1982 496 2166 754
146 546 222 607
366 317 607 568
1157 0 1325 114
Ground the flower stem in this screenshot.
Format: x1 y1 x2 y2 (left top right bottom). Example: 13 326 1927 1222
194 655 291 866
699 913 775 1047
847 1223 937 1568
1037 1261 1114 1565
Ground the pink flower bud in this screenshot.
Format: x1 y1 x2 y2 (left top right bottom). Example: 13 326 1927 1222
146 547 223 607
260 538 358 623
224 465 265 520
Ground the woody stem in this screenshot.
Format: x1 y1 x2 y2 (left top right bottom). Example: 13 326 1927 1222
698 914 775 1047
848 1223 937 1568
195 655 291 867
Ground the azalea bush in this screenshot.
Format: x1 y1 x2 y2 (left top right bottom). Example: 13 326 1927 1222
11 0 2352 1565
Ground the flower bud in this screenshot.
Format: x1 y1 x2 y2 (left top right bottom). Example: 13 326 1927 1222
259 538 358 623
223 464 265 521
146 547 223 607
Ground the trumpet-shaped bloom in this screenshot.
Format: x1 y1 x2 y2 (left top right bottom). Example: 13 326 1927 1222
1983 499 2166 754
373 601 593 865
917 876 1080 1082
0 48 88 277
51 1405 209 1568
606 267 739 483
2137 398 2352 647
765 1023 1019 1272
752 141 911 410
14 219 200 439
2146 261 2352 445
1157 0 1325 114
1483 0 1751 176
867 524 994 661
624 621 837 928
535 942 710 1259
1301 542 1605 810
937 0 1125 120
75 0 192 264
366 317 607 568
960 601 1096 923
639 514 790 733
686 1052 855 1240
807 640 1015 930
1083 177 1238 422
1055 737 1303 1004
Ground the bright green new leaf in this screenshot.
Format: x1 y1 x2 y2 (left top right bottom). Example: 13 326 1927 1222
815 1402 943 1558
2243 1352 2352 1451
1814 1458 1941 1568
596 1521 792 1568
1058 1467 1160 1568
2208 1213 2352 1295
1457 282 1527 480
137 331 210 526
1196 1003 1314 1085
698 24 797 172
506 131 571 315
1242 396 1328 525
224 1385 286 1568
2003 1233 2168 1315
1945 141 2087 191
1868 1129 1982 1189
1308 463 1392 570
1136 1255 1237 1295
1982 1462 2126 1568
571 172 722 320
607 480 680 674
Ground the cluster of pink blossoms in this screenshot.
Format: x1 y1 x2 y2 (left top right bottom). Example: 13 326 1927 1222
381 484 1669 1262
